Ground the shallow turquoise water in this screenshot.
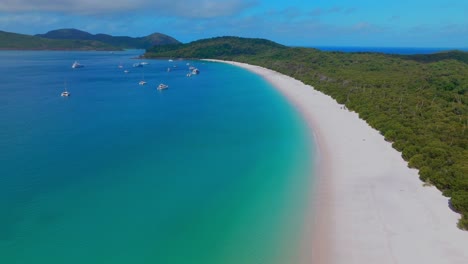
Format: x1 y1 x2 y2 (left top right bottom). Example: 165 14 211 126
0 50 315 263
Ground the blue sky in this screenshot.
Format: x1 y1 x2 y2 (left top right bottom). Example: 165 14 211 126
0 0 467 47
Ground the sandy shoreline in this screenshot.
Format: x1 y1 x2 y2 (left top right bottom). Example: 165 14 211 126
205 59 468 264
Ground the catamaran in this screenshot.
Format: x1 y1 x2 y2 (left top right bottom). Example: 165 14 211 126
157 83 169 90
61 82 70 97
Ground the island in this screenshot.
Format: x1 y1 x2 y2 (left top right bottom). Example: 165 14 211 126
0 28 180 50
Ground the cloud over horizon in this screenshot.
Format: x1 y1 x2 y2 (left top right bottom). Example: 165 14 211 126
0 0 256 18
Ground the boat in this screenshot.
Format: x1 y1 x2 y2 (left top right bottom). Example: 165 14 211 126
118 63 123 68
186 73 192 77
139 72 147 85
61 82 70 97
72 61 84 68
167 67 171 72
133 62 143 68
168 59 173 62
140 62 149 65
124 69 129 73
191 68 200 75
157 83 169 90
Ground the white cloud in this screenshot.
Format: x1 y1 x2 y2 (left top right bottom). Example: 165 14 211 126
0 0 256 18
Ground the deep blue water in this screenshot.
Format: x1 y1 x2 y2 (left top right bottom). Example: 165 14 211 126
0 50 314 263
312 46 468 54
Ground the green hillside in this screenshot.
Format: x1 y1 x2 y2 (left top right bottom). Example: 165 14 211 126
146 36 287 58
36 28 180 49
0 30 119 50
144 37 468 229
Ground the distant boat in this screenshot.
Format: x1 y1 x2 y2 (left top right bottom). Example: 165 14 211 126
72 61 84 68
167 67 171 72
157 83 169 90
186 73 192 77
133 62 143 68
140 62 149 65
191 68 200 75
124 69 129 73
168 59 173 62
118 62 123 69
139 72 147 85
61 82 70 97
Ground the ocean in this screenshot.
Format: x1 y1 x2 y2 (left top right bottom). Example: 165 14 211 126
0 50 314 263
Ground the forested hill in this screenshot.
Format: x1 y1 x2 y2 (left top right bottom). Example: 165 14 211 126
145 37 468 229
146 36 287 58
36 28 180 49
0 30 119 50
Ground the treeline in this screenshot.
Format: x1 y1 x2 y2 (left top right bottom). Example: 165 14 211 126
145 37 468 229
0 30 120 50
146 36 287 58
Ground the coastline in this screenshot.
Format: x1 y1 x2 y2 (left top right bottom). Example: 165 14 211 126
205 59 468 263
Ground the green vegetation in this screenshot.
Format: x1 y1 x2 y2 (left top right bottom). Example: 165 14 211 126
36 28 180 49
145 37 468 229
146 36 286 58
0 30 119 50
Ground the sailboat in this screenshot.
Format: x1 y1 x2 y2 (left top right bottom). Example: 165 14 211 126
61 81 70 97
72 61 84 68
139 72 147 85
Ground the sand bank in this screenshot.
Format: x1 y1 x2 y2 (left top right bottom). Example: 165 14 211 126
205 59 468 264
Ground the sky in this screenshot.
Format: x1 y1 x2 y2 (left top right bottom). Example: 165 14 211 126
0 0 467 47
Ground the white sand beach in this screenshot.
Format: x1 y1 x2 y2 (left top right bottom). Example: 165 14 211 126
206 60 468 264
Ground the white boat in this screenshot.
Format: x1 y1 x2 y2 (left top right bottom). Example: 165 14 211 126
186 73 192 77
168 59 173 62
72 61 84 68
139 80 147 85
133 62 143 68
157 83 169 90
191 68 200 75
140 62 149 65
124 69 129 73
61 82 70 97
167 67 171 72
118 63 123 69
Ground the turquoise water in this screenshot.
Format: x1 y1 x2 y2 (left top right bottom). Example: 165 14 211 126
0 50 315 263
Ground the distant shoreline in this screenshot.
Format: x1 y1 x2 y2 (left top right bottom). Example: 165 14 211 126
205 59 468 264
0 48 122 51
296 46 468 55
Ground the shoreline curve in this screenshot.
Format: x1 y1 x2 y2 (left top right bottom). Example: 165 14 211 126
204 59 468 264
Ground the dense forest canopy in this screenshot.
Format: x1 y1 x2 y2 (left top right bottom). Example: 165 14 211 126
146 37 468 229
